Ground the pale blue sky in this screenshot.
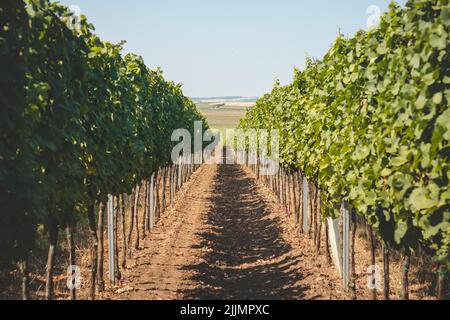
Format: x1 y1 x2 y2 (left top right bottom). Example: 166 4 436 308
57 0 406 97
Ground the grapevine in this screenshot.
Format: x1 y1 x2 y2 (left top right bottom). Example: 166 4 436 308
0 0 208 299
239 0 449 291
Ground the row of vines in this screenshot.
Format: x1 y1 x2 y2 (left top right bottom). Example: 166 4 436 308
90 155 201 300
0 0 208 299
238 0 449 299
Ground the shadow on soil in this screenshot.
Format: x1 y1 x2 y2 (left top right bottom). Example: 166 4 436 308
181 164 309 300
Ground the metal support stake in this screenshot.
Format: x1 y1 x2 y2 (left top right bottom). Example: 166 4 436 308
302 176 309 233
170 166 174 205
149 173 155 230
107 194 115 283
328 217 343 277
178 158 182 189
342 201 350 290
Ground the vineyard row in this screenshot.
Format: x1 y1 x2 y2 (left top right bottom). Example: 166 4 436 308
0 0 208 299
238 0 449 299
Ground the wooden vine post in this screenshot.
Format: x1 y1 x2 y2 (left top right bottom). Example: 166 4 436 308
437 265 447 300
401 251 411 300
66 224 76 300
368 225 377 300
45 217 58 300
87 204 98 300
383 245 390 300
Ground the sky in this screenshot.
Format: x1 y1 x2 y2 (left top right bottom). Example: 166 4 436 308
56 0 407 98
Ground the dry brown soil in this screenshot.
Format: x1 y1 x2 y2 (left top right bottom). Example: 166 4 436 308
100 164 348 300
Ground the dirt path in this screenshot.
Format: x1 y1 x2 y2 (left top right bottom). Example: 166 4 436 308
103 164 347 300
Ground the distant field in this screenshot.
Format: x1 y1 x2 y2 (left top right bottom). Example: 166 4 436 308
196 101 254 132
